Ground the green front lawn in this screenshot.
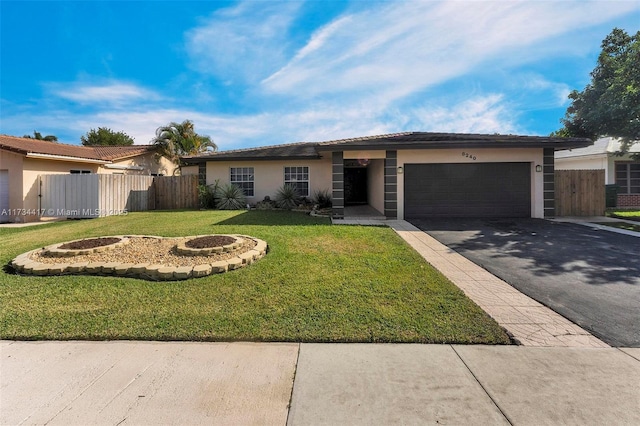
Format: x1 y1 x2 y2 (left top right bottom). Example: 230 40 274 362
595 221 640 232
607 210 640 222
0 211 510 344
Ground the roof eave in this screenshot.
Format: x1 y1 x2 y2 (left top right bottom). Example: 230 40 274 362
182 155 322 164
25 152 108 164
0 145 28 156
315 140 594 152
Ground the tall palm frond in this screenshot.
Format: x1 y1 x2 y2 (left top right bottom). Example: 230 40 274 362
151 120 216 164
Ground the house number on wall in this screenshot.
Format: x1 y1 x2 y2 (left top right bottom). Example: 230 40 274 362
462 152 477 160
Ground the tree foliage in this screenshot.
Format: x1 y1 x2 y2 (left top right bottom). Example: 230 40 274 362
151 120 216 164
23 131 58 142
555 28 640 151
81 127 135 146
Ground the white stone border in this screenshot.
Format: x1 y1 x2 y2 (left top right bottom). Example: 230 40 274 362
10 234 268 281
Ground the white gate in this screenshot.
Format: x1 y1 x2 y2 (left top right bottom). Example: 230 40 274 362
40 174 154 218
40 174 100 218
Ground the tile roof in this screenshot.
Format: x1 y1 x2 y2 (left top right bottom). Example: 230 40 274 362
91 145 156 160
0 135 157 161
182 141 321 163
182 132 593 163
314 132 592 150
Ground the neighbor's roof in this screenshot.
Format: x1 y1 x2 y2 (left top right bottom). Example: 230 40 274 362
555 137 640 158
0 135 157 161
91 145 157 160
182 132 593 163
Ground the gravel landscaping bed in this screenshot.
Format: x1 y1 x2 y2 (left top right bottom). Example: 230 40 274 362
31 236 257 267
11 234 267 281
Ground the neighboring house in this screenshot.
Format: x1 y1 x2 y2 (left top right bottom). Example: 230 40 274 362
555 137 640 208
182 132 591 220
0 135 177 222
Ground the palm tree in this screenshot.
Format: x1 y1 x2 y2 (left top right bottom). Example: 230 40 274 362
152 120 216 164
23 131 58 142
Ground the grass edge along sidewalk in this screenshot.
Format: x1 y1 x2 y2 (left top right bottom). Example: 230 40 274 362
0 210 510 344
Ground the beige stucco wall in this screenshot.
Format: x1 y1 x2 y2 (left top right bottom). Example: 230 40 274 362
367 159 385 214
397 148 545 219
101 152 177 176
180 165 199 176
343 150 387 160
205 158 332 202
0 149 25 222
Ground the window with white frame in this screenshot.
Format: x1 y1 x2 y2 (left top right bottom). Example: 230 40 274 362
616 162 640 194
284 166 309 197
230 167 254 196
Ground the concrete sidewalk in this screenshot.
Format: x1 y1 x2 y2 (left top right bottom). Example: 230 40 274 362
2 341 639 425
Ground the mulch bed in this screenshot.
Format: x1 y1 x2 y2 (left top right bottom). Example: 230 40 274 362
185 235 236 249
59 237 121 250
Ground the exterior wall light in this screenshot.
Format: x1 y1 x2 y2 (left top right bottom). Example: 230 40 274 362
397 166 404 174
536 165 542 173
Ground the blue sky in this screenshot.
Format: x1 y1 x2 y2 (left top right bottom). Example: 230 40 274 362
1 1 639 150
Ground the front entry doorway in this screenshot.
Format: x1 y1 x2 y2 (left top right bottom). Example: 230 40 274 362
344 166 367 205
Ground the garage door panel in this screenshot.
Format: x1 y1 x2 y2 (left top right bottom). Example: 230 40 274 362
405 163 531 218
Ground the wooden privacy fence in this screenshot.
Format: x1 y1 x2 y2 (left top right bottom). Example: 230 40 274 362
40 174 198 219
151 175 199 210
554 170 605 216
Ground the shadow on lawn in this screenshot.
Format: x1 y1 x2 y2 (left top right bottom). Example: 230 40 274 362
213 210 331 226
412 218 640 287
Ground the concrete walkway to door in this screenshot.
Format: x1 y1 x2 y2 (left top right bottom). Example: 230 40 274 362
333 217 608 348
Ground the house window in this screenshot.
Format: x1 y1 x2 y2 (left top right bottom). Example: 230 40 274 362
230 167 254 196
284 166 309 197
70 170 91 174
615 162 640 194
198 163 206 186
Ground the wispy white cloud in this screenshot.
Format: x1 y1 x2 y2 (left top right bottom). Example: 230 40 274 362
405 94 520 135
185 1 302 84
262 0 638 103
49 81 160 106
0 91 517 148
518 74 572 107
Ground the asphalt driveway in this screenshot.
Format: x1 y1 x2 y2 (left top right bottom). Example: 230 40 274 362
409 218 640 347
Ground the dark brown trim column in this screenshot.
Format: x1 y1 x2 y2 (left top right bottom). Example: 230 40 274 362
384 151 397 219
543 148 555 217
332 152 344 219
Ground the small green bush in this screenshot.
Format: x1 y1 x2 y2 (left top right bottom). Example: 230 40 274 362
198 184 217 209
274 185 301 209
312 189 332 208
256 196 276 210
214 183 247 210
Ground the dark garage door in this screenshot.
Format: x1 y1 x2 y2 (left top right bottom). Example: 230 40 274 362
404 163 531 218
